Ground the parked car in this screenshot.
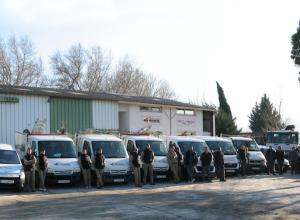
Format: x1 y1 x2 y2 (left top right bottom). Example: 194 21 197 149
76 134 131 183
165 136 215 180
197 137 239 175
0 144 25 191
26 135 81 185
123 135 169 180
229 137 267 173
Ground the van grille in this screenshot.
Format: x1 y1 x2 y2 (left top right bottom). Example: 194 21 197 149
54 170 73 175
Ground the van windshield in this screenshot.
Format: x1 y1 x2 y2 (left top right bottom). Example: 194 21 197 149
38 141 77 158
92 141 127 158
177 141 209 156
0 150 20 164
232 140 260 151
205 141 236 155
135 140 167 156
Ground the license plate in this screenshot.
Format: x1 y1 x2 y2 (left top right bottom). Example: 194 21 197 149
226 170 235 173
113 178 124 183
252 167 260 170
58 180 70 184
156 175 167 179
0 179 14 184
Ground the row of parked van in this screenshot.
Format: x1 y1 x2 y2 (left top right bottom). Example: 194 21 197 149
0 133 277 190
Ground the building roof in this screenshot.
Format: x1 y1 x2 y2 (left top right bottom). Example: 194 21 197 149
0 85 216 111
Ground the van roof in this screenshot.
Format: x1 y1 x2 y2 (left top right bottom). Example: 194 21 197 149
29 135 73 142
124 135 162 141
0 144 16 151
196 136 231 142
77 134 121 141
167 136 206 143
230 137 252 141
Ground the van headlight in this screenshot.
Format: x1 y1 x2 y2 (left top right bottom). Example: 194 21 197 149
47 168 55 174
20 169 25 181
73 167 81 173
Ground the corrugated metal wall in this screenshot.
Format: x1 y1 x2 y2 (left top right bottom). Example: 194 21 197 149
92 100 119 130
0 95 50 145
50 97 92 134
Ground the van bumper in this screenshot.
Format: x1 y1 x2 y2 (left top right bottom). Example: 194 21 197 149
0 177 24 190
225 163 239 175
46 172 81 185
102 171 131 183
153 169 169 180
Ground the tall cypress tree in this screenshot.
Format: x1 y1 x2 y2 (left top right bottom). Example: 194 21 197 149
215 82 240 136
291 20 300 81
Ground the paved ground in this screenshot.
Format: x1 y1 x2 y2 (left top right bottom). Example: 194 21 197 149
0 174 300 220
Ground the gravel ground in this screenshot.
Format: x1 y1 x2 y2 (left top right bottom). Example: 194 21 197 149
0 174 300 220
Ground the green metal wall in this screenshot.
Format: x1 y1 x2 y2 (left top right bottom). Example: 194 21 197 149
50 97 92 134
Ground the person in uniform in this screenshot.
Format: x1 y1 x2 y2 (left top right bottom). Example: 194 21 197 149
167 143 179 183
265 146 276 175
141 144 155 185
80 149 92 189
23 148 37 192
201 146 213 183
238 145 247 177
93 148 105 189
174 145 183 181
276 146 285 175
130 147 142 187
184 146 198 183
37 149 48 191
288 147 299 174
214 147 226 182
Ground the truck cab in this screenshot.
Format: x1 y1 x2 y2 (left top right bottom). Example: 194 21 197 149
76 134 131 183
165 136 215 179
26 135 81 185
198 136 239 175
0 144 25 190
230 137 267 172
123 135 169 180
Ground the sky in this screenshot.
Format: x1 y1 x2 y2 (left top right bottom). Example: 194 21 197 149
0 0 300 131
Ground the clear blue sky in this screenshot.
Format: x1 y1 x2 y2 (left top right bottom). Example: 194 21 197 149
1 0 300 131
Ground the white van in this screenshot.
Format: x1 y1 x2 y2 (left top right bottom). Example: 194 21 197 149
76 134 131 183
0 144 25 190
198 137 239 175
230 137 267 172
122 136 169 180
165 136 215 179
26 135 81 185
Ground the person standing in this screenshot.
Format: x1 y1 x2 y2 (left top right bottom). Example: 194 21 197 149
214 147 226 182
288 147 299 174
238 145 247 177
80 149 92 189
201 147 213 183
167 144 179 183
141 144 155 185
93 148 105 189
130 147 142 187
23 148 37 192
37 149 48 191
265 146 276 175
276 146 285 175
174 146 183 181
184 146 198 183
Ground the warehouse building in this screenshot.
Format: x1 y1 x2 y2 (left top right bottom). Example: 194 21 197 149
0 85 216 145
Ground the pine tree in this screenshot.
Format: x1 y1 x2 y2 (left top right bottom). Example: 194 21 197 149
249 94 285 133
216 82 232 116
291 20 300 81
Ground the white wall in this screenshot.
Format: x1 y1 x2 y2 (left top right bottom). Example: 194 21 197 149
120 104 206 135
92 100 119 130
0 94 50 145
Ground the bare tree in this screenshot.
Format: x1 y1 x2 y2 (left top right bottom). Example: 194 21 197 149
107 57 176 99
0 36 43 86
50 44 111 91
